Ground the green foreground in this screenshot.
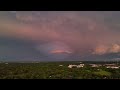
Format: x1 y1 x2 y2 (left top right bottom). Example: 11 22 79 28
0 62 120 79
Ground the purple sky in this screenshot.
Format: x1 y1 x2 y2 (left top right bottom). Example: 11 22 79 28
0 11 120 61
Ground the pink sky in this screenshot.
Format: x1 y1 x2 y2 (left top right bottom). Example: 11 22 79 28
0 11 120 58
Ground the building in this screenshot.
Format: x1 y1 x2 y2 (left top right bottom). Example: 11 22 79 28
106 66 119 69
59 65 63 67
104 63 119 69
68 65 77 68
77 64 84 68
89 64 102 67
68 64 84 68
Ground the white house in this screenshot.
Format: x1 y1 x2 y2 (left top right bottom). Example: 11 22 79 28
77 64 84 68
59 65 63 67
68 65 77 68
106 66 119 69
90 64 102 67
68 64 84 68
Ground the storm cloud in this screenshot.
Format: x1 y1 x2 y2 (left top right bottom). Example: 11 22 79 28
0 11 120 61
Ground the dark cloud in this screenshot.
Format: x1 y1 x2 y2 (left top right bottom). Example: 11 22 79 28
0 11 120 61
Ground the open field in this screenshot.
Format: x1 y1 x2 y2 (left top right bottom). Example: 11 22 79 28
0 61 120 79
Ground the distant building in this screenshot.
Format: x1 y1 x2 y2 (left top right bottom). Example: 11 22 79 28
104 64 116 66
68 65 77 68
89 64 101 67
68 64 84 68
59 65 63 67
104 63 119 69
106 66 119 69
77 62 82 63
77 64 84 68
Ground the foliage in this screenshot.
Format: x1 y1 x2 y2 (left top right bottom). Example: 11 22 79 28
0 62 120 79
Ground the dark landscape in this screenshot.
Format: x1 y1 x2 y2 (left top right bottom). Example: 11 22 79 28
0 61 120 79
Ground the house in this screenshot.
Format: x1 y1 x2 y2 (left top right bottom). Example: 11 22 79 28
89 64 101 67
77 64 84 68
68 64 84 68
68 65 77 68
77 62 82 63
59 65 63 67
104 63 119 69
106 66 119 69
104 64 116 66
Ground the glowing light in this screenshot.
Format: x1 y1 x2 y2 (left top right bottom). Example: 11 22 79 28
51 50 72 54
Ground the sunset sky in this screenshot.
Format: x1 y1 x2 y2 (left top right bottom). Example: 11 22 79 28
0 11 120 61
